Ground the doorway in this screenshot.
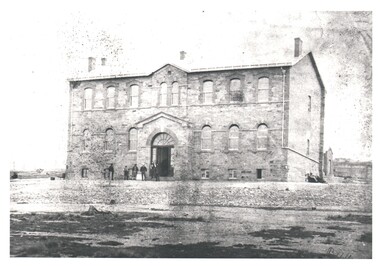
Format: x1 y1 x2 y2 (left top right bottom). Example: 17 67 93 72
156 147 171 176
151 133 175 177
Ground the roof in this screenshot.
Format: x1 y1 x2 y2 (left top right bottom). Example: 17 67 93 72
68 52 318 82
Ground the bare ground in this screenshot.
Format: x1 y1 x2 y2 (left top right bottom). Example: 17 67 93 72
9 179 372 258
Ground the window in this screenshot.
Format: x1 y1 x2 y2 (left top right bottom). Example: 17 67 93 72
257 124 268 150
171 82 179 106
256 169 263 179
258 77 269 103
105 128 114 151
81 167 89 178
129 128 137 151
230 79 243 102
307 139 310 155
228 169 238 179
308 95 311 112
201 126 212 150
228 125 239 150
106 86 115 109
201 169 210 179
160 83 167 106
82 129 91 152
203 80 213 104
84 88 93 110
130 85 139 107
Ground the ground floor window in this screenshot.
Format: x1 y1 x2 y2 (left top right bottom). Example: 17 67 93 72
256 169 263 179
228 169 238 179
201 169 210 179
81 168 89 178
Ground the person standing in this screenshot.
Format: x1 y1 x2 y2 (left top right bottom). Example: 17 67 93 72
150 163 157 180
124 166 129 180
132 164 138 180
140 164 147 181
108 163 114 180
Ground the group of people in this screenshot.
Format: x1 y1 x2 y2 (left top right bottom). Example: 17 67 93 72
104 162 160 181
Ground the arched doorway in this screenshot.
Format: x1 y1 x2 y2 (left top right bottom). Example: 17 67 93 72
151 133 175 177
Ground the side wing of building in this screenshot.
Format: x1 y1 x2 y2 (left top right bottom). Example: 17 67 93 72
287 53 325 181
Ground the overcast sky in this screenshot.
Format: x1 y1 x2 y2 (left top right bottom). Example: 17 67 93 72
5 1 373 170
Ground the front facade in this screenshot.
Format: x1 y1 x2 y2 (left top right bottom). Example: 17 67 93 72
66 51 325 182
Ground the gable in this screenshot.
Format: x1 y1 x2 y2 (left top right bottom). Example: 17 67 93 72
135 112 191 127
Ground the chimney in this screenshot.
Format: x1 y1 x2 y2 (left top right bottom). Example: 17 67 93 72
88 57 96 72
294 38 302 57
101 57 107 66
180 51 186 60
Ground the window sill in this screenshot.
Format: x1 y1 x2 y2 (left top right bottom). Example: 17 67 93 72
104 150 114 153
128 150 137 153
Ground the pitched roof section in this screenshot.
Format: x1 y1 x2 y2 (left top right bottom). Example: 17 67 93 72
133 112 192 128
68 52 320 82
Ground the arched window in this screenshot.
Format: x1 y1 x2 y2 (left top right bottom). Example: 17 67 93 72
105 128 114 151
130 85 139 107
106 86 115 108
129 128 137 151
171 82 179 106
201 126 212 150
160 83 167 106
229 125 239 150
82 129 91 152
230 79 243 102
258 77 269 103
84 88 93 110
203 81 213 104
257 124 268 150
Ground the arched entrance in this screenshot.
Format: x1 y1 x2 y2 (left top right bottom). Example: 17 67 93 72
151 133 175 177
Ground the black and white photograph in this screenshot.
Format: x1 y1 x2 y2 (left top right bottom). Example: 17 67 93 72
3 0 376 262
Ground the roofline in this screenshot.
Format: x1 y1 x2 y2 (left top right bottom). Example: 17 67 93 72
294 52 326 92
67 55 314 82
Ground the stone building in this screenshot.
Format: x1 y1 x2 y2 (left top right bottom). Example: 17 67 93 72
66 38 326 181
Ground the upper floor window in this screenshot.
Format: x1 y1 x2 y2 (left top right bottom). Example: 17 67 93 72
160 83 167 106
229 125 239 150
201 125 212 150
106 86 116 109
84 88 93 110
130 85 139 108
230 79 243 102
307 139 310 155
105 128 114 151
129 128 137 151
82 129 91 152
171 82 179 106
257 124 269 150
258 77 269 103
203 80 213 104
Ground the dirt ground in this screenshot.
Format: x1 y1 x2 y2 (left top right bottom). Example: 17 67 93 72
9 179 372 258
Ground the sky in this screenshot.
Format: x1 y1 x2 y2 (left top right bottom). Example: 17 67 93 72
4 1 373 170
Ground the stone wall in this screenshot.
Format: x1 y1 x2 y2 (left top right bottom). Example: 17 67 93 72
67 62 321 181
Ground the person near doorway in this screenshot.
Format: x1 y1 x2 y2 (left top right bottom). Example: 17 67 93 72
108 163 114 180
132 164 138 180
124 166 129 180
150 163 157 180
140 164 147 181
155 162 160 181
